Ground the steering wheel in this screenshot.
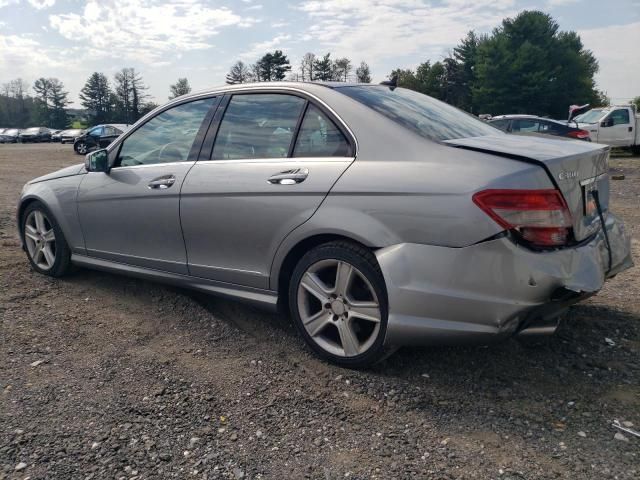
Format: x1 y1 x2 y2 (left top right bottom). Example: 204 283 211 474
158 142 186 163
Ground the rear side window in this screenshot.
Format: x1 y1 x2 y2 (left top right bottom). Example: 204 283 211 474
212 94 306 160
511 119 539 132
336 85 499 141
293 104 351 157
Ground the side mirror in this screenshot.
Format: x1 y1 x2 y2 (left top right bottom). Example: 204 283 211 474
601 118 614 128
85 149 110 173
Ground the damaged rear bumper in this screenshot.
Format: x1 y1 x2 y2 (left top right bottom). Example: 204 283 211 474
376 212 633 347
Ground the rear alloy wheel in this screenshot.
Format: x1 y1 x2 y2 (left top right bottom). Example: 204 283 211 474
75 141 88 155
23 203 71 277
290 241 389 368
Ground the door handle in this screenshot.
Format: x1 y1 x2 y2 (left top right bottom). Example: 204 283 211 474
268 168 309 185
148 175 176 189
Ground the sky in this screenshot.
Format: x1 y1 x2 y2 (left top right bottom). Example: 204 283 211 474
0 0 639 107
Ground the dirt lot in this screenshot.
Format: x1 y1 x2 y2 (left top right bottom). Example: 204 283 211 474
1 144 639 479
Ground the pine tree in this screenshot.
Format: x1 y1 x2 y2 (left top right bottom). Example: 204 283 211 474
79 72 113 124
114 68 147 123
333 58 352 82
226 61 252 84
47 78 70 129
169 78 191 99
355 62 372 83
313 53 333 81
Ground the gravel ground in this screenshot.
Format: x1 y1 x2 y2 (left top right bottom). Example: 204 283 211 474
1 144 639 480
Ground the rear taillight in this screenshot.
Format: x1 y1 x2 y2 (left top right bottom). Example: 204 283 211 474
473 189 573 247
567 129 590 140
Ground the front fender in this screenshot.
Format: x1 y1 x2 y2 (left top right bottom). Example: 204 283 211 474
18 176 86 254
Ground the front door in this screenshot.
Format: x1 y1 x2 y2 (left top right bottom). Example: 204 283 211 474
180 93 355 289
77 97 218 274
598 108 634 147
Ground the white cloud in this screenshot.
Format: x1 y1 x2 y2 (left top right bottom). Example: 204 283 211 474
239 34 291 62
245 4 263 10
545 0 579 6
27 0 55 9
49 0 257 64
0 33 74 83
579 21 640 103
296 0 518 66
0 0 19 8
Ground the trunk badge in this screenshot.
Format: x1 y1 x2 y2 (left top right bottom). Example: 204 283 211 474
558 171 578 180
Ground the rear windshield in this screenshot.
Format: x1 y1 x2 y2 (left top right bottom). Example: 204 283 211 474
335 86 500 141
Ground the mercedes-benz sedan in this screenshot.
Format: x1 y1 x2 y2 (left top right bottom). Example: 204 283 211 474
17 82 633 367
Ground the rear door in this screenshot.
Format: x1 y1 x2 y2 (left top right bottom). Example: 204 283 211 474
597 108 634 146
180 92 355 289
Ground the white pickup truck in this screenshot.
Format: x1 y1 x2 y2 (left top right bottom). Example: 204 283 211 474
571 104 640 153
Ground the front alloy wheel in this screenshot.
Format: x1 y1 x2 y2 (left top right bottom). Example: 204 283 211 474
24 210 57 271
22 203 71 277
75 142 88 154
290 241 389 367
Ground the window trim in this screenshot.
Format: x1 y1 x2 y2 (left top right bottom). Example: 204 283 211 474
107 94 221 169
199 89 355 162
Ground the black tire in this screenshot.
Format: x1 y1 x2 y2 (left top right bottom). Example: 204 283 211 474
22 201 72 277
289 240 391 368
631 145 640 156
74 141 88 155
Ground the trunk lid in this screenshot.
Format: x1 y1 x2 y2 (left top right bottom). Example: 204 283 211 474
444 134 610 241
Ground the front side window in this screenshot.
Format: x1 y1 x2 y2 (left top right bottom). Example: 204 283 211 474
293 104 350 157
488 119 510 131
89 127 104 137
212 94 306 160
117 97 215 167
336 85 499 141
609 109 630 125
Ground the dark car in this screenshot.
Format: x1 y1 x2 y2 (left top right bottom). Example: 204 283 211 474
60 128 84 144
50 130 63 142
489 115 591 141
19 127 52 143
74 124 129 154
0 128 21 143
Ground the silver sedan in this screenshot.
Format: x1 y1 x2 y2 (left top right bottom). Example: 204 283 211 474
17 82 633 367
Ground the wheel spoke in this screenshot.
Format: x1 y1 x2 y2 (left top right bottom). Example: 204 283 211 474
42 229 55 243
24 225 39 241
304 310 331 337
301 272 331 302
334 261 353 296
42 244 55 266
33 244 44 263
337 320 360 356
34 211 46 233
348 301 381 323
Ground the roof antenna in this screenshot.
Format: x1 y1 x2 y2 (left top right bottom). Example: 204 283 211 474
380 74 398 90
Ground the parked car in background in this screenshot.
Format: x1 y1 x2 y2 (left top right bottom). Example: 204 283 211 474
570 105 640 152
19 127 52 143
50 130 63 142
74 124 129 154
17 82 633 367
60 128 84 144
489 115 591 141
0 128 21 143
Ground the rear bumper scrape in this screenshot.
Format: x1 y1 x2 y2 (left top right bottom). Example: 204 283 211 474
377 212 633 347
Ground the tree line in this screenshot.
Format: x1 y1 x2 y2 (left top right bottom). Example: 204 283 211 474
0 11 634 129
389 11 609 119
225 51 372 84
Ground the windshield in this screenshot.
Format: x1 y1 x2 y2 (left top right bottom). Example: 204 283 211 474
573 109 606 124
5 129 19 135
25 127 40 133
335 85 501 141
